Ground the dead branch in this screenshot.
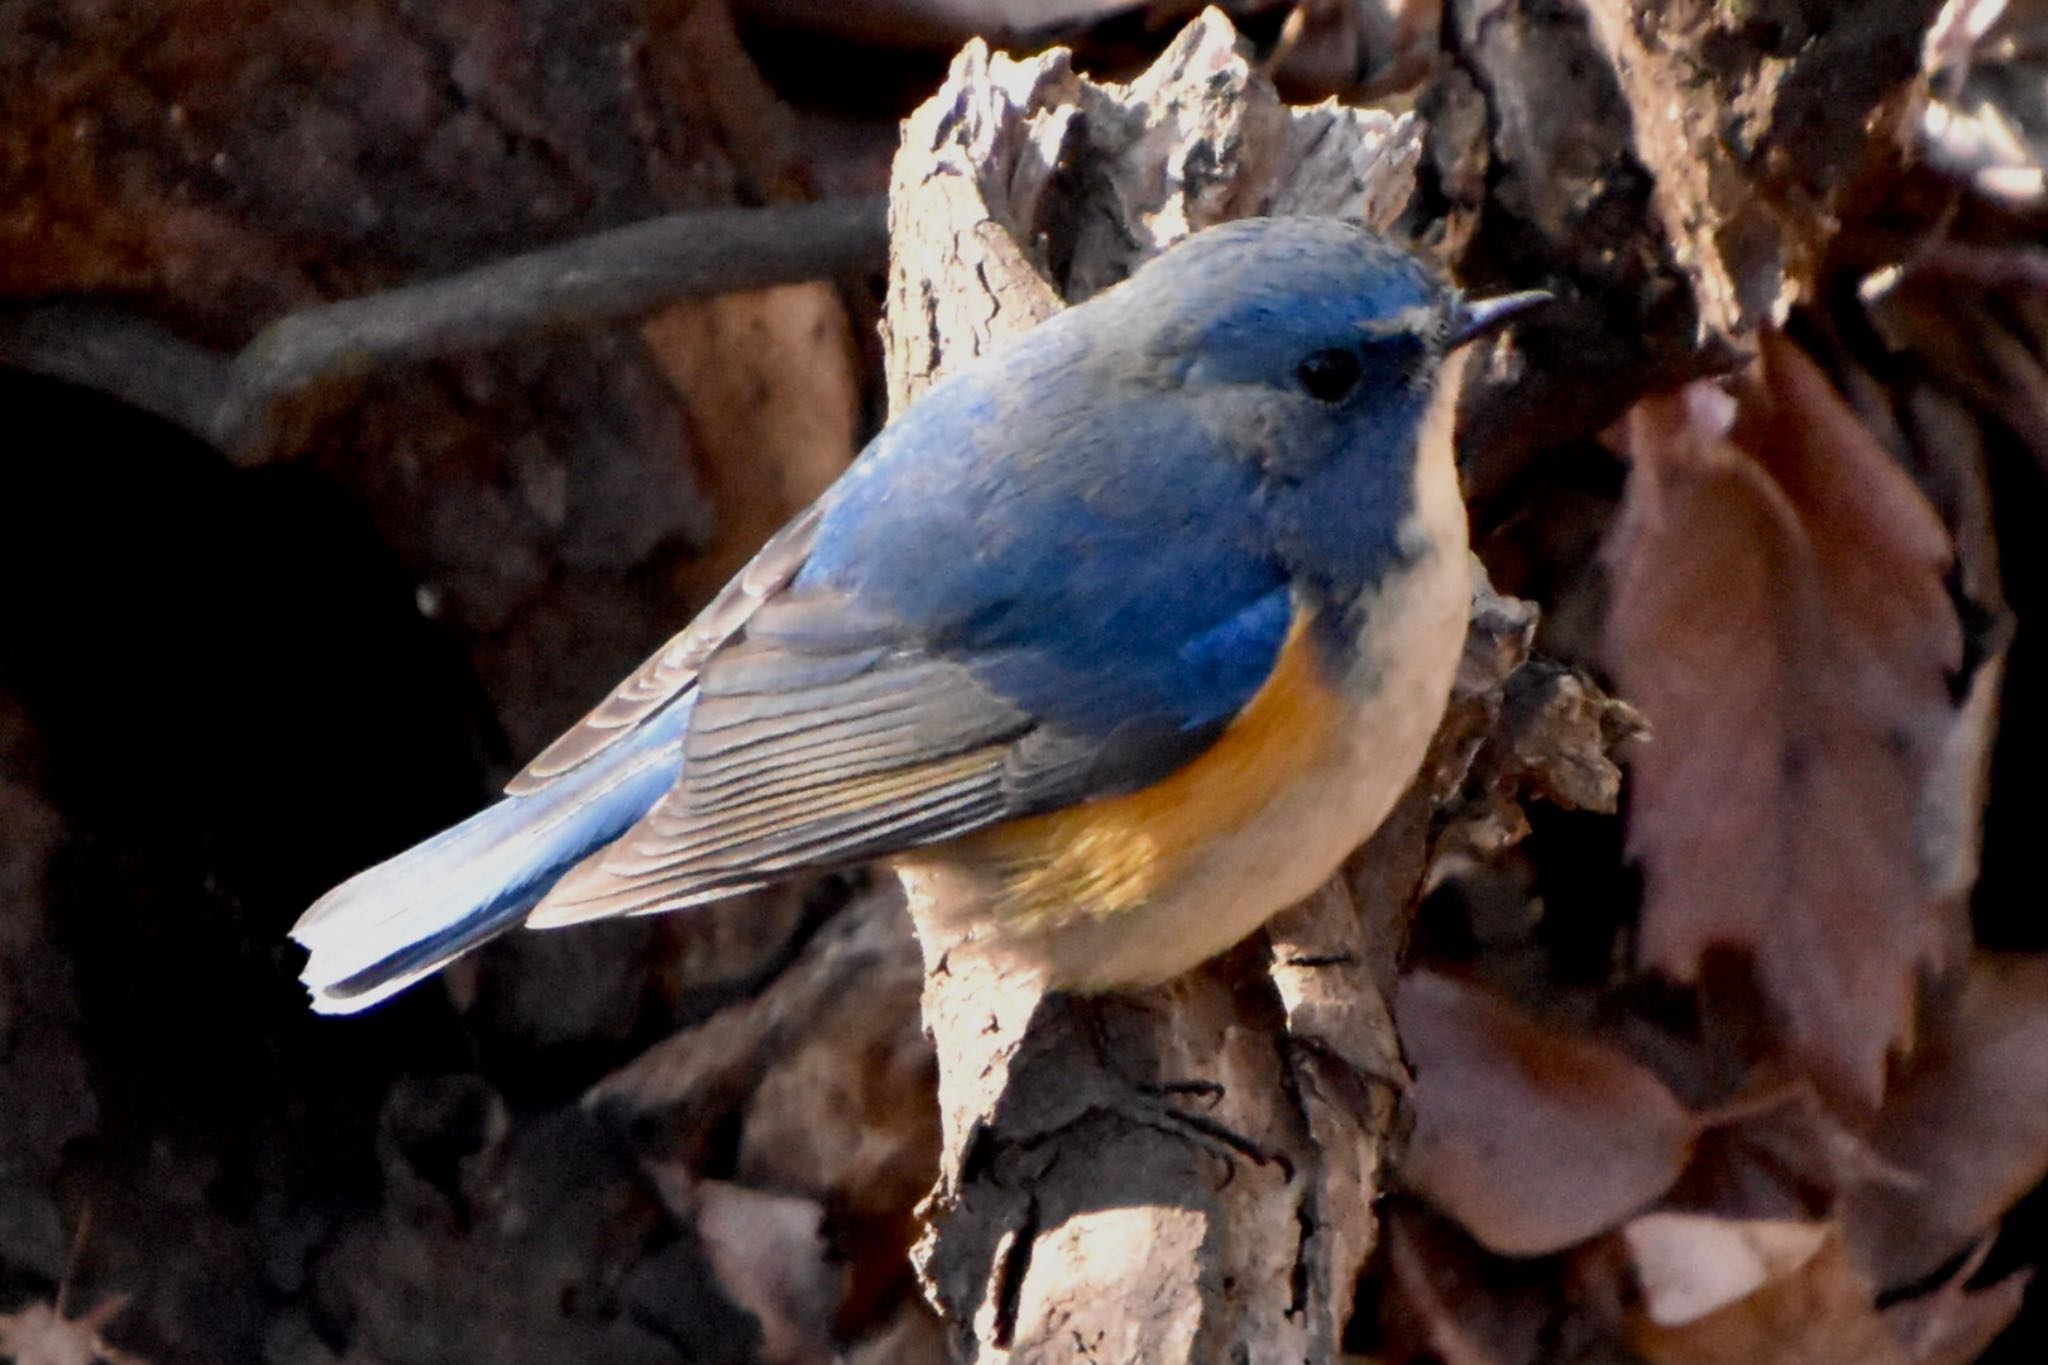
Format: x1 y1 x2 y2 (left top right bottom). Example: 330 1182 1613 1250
878 18 1527 1361
0 195 887 463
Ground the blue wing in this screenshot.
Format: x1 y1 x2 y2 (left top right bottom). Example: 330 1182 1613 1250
525 331 1293 923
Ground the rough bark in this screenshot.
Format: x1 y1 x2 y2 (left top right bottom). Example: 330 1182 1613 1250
875 20 1627 1358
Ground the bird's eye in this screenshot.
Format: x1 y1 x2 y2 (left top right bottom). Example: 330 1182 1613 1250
1296 348 1362 404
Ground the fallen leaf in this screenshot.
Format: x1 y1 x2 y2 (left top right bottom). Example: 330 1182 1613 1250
1623 1212 1830 1326
1680 1078 1915 1230
1630 1231 1907 1365
1398 970 1697 1256
1919 0 2048 207
1845 953 2048 1288
1434 657 1646 864
692 1180 844 1365
584 890 915 1154
1884 1262 2030 1365
1267 0 1444 101
0 1295 148 1365
1379 1206 1540 1365
737 925 939 1221
1603 332 1965 1103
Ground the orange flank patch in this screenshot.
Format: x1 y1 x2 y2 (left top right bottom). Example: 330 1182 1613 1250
972 608 1346 930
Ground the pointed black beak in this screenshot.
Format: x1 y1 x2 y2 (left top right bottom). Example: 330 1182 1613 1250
1448 290 1551 347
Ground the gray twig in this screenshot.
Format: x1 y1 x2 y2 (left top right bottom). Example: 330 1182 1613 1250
0 195 889 461
0 303 232 446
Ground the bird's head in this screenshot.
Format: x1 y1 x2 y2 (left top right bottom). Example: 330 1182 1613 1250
1092 217 1543 600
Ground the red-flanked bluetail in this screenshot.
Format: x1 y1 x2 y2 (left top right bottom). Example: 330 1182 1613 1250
293 217 1546 1013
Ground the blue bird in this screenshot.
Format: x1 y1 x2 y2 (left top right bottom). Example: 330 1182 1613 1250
293 217 1544 1013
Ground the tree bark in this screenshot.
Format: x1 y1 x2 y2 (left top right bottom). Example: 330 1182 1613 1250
873 19 1612 1359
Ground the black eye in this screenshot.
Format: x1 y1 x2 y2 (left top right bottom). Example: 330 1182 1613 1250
1296 348 1362 404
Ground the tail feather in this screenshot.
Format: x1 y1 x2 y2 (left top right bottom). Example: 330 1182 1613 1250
292 697 693 1014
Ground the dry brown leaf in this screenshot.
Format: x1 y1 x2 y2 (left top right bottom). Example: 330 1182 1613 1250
0 1295 148 1365
1845 953 2048 1289
584 889 914 1149
1267 0 1444 101
1397 970 1697 1256
737 925 938 1220
687 1178 845 1365
1623 1213 1830 1327
1680 1078 1916 1230
1884 1263 2031 1365
1919 0 2048 208
1604 332 1965 1104
1378 1206 1549 1365
1631 1232 1906 1365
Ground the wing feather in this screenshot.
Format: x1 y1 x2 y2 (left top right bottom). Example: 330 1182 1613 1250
518 598 1035 924
505 504 826 794
523 582 1295 925
527 747 1008 924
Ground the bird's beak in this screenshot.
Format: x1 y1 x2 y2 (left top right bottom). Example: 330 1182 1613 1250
1448 290 1551 347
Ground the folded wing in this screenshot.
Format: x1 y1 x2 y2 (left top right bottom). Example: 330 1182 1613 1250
526 581 1294 926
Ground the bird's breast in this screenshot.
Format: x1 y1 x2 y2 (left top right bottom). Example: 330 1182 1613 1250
969 604 1352 932
911 567 1467 989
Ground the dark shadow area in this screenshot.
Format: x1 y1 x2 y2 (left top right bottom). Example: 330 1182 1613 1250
0 370 758 1364
0 367 486 1356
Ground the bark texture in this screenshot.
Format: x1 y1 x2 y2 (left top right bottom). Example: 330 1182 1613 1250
875 22 1633 1358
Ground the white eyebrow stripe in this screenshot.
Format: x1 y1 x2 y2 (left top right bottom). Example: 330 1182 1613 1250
1357 304 1439 338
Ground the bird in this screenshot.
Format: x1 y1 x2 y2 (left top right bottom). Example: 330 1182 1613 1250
292 216 1546 1014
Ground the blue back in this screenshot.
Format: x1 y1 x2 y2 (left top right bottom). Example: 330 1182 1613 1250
798 316 1289 742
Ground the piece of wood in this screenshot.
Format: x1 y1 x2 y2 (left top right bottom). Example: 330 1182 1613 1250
877 17 1529 1359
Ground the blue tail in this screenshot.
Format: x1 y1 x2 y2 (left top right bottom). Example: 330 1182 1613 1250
292 697 692 1013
